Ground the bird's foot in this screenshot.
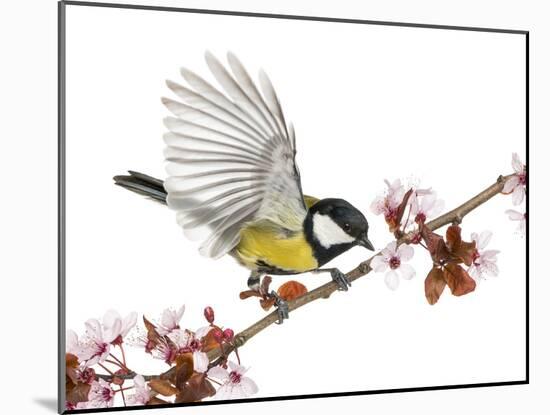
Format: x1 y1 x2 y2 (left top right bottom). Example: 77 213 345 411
315 268 351 291
331 269 351 291
269 290 289 324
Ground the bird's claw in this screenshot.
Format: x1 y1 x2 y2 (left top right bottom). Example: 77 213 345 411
270 290 289 324
331 269 351 291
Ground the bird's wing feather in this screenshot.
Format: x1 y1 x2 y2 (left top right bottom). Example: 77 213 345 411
163 52 307 259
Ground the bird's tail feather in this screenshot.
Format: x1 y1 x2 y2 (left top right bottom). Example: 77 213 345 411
113 171 167 204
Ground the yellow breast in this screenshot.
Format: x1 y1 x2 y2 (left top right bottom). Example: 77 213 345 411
233 223 318 273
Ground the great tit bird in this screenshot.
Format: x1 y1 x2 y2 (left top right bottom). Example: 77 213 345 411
114 52 374 322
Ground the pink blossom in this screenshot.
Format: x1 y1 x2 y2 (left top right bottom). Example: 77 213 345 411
150 326 211 371
208 361 258 399
69 310 137 366
85 379 116 408
127 375 150 406
166 327 211 373
468 231 500 281
157 305 186 335
102 309 137 345
370 179 406 222
371 241 416 290
78 318 119 367
502 153 526 205
409 193 444 224
506 209 526 236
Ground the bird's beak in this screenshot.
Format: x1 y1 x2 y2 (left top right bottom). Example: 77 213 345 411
358 234 375 251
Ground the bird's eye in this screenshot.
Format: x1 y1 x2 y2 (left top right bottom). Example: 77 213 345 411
343 223 351 232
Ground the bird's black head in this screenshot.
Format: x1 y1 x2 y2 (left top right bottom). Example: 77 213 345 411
304 198 374 267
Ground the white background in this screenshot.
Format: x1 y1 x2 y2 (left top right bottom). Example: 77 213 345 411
63 2 526 403
0 0 544 414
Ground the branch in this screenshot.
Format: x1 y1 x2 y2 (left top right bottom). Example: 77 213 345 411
95 173 512 382
96 368 176 382
206 174 512 362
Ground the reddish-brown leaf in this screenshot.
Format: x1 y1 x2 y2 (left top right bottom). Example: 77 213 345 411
200 325 222 353
445 225 462 251
66 353 79 385
420 224 450 263
445 225 477 266
239 289 261 300
175 373 216 403
148 396 169 405
148 379 178 396
66 353 78 369
443 264 476 296
260 275 273 294
425 267 447 305
174 353 194 390
143 316 162 352
394 188 414 230
277 280 307 301
66 382 91 404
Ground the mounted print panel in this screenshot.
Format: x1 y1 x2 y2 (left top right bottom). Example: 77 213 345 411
60 2 528 412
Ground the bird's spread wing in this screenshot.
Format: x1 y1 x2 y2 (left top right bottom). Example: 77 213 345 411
162 52 307 259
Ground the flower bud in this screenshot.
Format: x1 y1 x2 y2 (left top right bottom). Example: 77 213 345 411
411 232 422 244
112 369 127 385
223 328 234 342
112 376 124 386
212 327 224 343
204 306 215 324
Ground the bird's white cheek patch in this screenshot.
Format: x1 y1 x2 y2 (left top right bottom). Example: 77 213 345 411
312 213 355 249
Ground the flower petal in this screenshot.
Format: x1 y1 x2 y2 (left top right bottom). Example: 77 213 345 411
167 329 189 348
397 244 414 261
121 312 138 337
506 209 524 221
227 360 242 374
384 270 400 290
518 218 526 235
399 263 416 280
476 230 493 250
84 319 103 341
385 241 398 256
502 176 519 193
193 351 209 373
195 325 212 339
239 376 259 396
512 186 525 206
512 152 524 174
161 309 176 331
208 366 229 381
103 310 121 329
484 261 499 277
370 255 388 272
133 374 145 388
481 250 500 261
420 194 436 212
370 196 385 215
103 318 122 344
66 330 78 352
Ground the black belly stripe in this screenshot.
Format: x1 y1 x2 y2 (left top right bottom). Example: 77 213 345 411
255 260 303 276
